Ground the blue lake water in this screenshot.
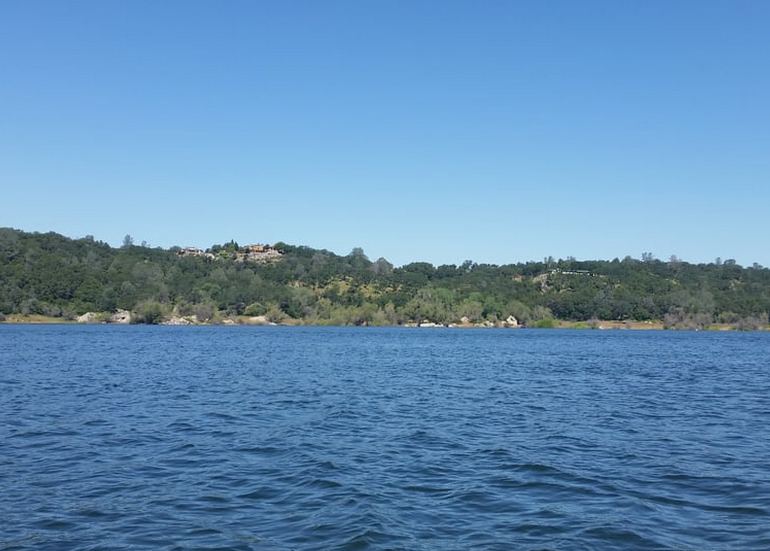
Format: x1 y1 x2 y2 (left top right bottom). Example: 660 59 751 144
1 326 769 550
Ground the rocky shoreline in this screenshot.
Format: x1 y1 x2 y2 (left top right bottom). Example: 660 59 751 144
3 312 768 331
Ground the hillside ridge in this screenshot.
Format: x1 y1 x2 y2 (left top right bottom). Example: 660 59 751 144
1 227 768 329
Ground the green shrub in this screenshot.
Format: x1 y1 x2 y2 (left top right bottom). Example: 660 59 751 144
193 302 216 322
244 302 267 316
132 300 166 324
265 305 287 323
735 313 769 331
175 301 195 316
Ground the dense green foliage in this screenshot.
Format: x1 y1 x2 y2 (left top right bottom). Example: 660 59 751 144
1 228 769 327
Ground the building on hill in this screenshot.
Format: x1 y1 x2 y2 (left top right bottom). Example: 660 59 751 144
178 247 204 257
235 244 283 263
176 243 282 263
177 247 215 260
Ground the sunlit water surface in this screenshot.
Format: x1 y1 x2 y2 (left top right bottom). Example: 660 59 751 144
2 326 769 550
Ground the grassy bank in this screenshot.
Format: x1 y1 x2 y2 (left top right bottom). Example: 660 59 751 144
2 314 78 324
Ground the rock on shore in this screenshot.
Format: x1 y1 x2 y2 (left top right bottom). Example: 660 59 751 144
110 310 132 324
76 312 101 323
162 316 193 326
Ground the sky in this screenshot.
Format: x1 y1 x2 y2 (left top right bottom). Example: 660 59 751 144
2 1 769 267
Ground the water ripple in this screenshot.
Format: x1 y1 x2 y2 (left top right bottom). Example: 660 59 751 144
2 326 770 550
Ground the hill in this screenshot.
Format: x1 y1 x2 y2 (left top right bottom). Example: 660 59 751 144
1 228 769 329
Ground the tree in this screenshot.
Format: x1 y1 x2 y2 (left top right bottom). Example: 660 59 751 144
122 234 134 248
132 300 165 324
349 247 368 260
193 302 216 322
457 299 484 322
371 257 393 276
460 260 475 272
4 227 770 328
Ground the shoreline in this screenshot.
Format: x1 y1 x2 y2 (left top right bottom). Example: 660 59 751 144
1 314 768 331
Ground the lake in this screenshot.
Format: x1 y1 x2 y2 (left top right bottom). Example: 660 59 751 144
1 326 769 550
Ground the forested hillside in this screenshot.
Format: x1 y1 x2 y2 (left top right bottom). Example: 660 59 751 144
1 228 769 328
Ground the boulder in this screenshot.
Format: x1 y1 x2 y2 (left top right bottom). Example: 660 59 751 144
503 315 519 328
163 316 191 326
110 310 132 324
76 312 100 323
246 315 269 325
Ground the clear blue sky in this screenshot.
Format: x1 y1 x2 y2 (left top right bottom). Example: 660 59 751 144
2 1 769 267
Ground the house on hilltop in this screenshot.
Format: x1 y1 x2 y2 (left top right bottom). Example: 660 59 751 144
234 244 283 263
177 243 283 263
177 247 215 260
179 246 204 256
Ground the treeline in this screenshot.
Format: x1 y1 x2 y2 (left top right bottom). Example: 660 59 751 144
1 227 769 328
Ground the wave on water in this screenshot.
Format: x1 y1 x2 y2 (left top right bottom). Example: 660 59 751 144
2 326 770 549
